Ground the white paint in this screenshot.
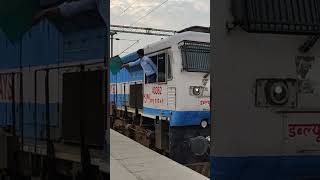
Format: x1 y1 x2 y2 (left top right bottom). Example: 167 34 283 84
212 0 320 157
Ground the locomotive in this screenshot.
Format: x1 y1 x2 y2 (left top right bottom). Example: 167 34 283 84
110 26 210 166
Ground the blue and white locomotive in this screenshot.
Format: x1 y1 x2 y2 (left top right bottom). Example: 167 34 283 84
110 26 210 165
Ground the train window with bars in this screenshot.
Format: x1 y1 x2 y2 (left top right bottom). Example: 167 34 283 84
179 41 210 73
232 0 320 34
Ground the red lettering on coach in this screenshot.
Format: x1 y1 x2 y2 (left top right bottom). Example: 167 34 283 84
152 86 162 95
200 100 210 105
288 124 320 143
144 94 150 103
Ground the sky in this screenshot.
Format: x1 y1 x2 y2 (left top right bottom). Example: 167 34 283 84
110 0 210 56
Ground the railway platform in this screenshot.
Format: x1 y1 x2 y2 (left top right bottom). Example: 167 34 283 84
110 129 209 180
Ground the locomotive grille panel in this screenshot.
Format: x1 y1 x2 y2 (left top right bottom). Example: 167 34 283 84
232 0 320 34
179 41 210 73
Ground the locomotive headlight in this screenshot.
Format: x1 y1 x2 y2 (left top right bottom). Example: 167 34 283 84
266 81 289 105
274 85 283 94
193 87 201 95
190 86 202 96
255 78 297 107
200 119 208 128
190 86 205 96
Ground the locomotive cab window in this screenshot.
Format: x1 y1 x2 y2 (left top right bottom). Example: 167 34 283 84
157 54 166 82
146 53 168 84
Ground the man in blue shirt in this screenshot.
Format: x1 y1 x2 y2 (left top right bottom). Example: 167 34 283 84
122 49 158 83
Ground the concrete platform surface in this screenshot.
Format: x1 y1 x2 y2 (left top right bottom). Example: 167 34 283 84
110 129 209 180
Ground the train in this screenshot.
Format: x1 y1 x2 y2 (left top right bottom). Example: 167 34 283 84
212 0 320 179
110 26 211 166
0 1 109 179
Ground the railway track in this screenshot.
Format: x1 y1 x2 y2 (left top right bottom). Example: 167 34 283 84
111 118 210 178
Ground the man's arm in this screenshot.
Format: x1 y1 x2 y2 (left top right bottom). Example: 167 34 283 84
121 59 140 68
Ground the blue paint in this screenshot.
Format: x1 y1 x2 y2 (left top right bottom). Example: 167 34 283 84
120 52 139 64
109 94 129 107
63 28 106 62
109 99 210 127
143 107 210 126
110 52 144 83
0 31 20 68
21 21 62 67
0 102 60 139
0 15 106 69
142 107 172 117
171 110 210 126
110 67 144 83
210 156 320 180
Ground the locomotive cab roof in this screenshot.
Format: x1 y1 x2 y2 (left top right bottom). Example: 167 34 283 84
119 26 210 65
177 26 210 34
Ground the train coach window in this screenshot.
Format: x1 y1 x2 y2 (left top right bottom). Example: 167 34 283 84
232 0 320 34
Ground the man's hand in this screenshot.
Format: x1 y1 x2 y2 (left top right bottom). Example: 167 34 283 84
121 64 129 69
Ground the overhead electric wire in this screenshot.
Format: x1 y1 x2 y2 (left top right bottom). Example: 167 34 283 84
112 0 140 23
130 0 169 26
119 40 140 55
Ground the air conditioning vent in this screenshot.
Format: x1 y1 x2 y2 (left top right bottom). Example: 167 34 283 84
232 0 320 35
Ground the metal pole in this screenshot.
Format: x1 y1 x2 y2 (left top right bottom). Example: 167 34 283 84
19 37 24 149
110 33 114 58
19 71 24 148
34 71 37 153
11 73 16 136
45 69 50 147
45 69 57 180
110 31 117 58
80 65 86 164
